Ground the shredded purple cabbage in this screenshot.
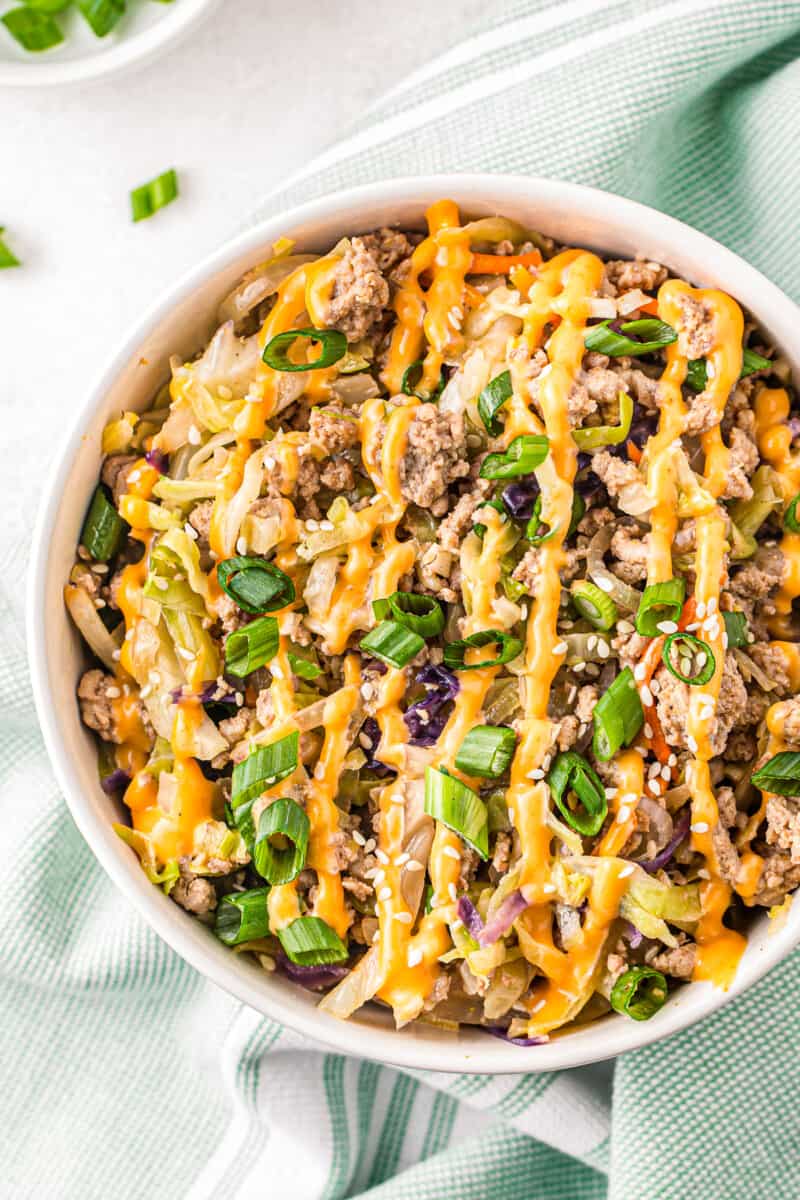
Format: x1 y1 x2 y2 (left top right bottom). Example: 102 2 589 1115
456 895 484 939
276 953 350 991
478 890 529 947
169 681 238 706
403 664 459 747
145 447 169 474
625 922 644 949
501 476 539 520
360 717 395 776
485 1026 546 1047
640 809 691 874
100 768 131 795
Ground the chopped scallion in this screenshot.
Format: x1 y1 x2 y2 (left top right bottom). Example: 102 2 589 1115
1 6 64 51
215 888 270 946
662 632 715 686
372 591 445 638
424 765 488 858
130 168 179 223
546 751 608 836
360 620 424 668
225 616 280 677
262 328 347 373
610 966 668 1020
231 732 299 809
635 578 686 637
454 725 516 778
570 580 618 631
217 556 295 615
254 798 309 885
0 227 20 269
592 667 644 761
480 434 549 480
584 318 676 357
722 610 749 649
573 390 633 450
80 485 126 562
477 370 513 436
278 916 348 965
443 629 522 671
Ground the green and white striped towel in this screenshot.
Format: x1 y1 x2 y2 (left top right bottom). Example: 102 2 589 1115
6 2 800 1196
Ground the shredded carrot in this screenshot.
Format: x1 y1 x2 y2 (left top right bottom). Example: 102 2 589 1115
463 283 485 309
470 250 542 274
635 597 698 769
626 439 643 465
638 297 660 316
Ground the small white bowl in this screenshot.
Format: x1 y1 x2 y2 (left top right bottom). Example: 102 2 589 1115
28 175 800 1074
0 0 219 88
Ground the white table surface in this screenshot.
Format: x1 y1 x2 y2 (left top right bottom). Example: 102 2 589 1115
2 0 480 441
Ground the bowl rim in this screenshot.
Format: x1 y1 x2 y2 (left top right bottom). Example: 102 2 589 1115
0 0 220 88
27 172 800 1074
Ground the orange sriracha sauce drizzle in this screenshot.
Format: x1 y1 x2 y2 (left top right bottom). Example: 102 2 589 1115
69 199 794 1040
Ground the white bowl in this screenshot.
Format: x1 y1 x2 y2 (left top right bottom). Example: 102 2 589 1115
28 174 800 1074
0 0 219 88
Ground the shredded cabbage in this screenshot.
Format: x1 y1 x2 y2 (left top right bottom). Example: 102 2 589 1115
114 823 180 889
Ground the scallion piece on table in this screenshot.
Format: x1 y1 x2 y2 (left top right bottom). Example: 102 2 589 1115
584 318 677 357
661 633 715 686
0 228 20 269
751 751 800 798
722 610 750 649
360 620 424 668
592 667 644 761
217 556 295 614
634 578 686 637
570 580 618 631
546 751 608 836
278 916 348 965
254 798 310 885
80 485 126 562
424 765 489 859
1 6 64 51
215 888 270 946
480 434 549 480
443 629 522 671
372 591 445 638
78 0 125 37
455 725 516 779
232 731 299 808
573 390 633 450
610 966 668 1021
130 168 179 222
224 615 279 677
477 370 513 435
784 492 800 533
686 347 772 392
262 328 347 372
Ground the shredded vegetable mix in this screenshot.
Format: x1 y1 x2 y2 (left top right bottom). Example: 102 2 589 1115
66 201 800 1043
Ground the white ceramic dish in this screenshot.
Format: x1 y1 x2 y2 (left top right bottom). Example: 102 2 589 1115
28 174 800 1074
0 0 218 88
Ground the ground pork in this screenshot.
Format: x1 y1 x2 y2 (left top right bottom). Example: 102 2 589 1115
216 592 248 635
765 795 800 864
77 669 150 745
320 238 390 343
716 786 738 828
589 451 642 498
648 941 696 980
100 454 137 508
399 406 468 509
512 546 544 595
565 379 598 426
172 865 217 915
422 971 451 1012
677 292 715 360
751 850 800 906
436 480 493 553
188 500 213 546
358 227 415 274
747 642 793 697
728 546 784 602
415 543 458 602
491 831 512 878
342 875 373 903
721 428 760 501
308 403 361 455
610 526 649 584
724 730 757 762
711 821 740 886
218 706 254 747
654 653 747 757
266 451 321 504
576 505 615 538
320 459 355 492
604 258 668 294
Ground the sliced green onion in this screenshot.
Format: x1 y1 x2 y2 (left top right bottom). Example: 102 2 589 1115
217 556 295 614
254 798 309 885
262 328 347 373
610 966 668 1020
372 590 445 637
130 168 179 222
78 0 125 37
278 916 348 965
525 491 584 545
662 633 715 686
232 731 299 808
80 485 126 562
225 616 279 677
360 620 424 668
592 667 644 761
424 766 488 859
573 390 633 450
477 370 513 435
443 629 522 671
547 751 608 837
751 751 800 797
0 228 20 269
686 347 772 393
584 318 677 357
228 795 256 854
479 434 549 480
215 888 270 946
570 580 618 631
400 361 446 401
722 610 750 649
24 0 70 10
474 497 505 539
784 492 800 533
455 725 516 778
288 646 323 680
635 578 686 637
1 7 64 50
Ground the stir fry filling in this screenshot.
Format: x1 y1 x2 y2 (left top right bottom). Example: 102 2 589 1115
67 201 800 1041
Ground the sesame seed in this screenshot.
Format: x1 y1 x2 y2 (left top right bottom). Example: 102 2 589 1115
617 806 631 823
696 601 706 618
657 620 678 634
687 735 699 753
394 912 413 925
377 886 392 902
314 763 325 780
264 455 276 470
92 563 109 575
140 684 152 698
508 807 516 824
648 780 661 795
622 792 638 806
619 864 635 879
236 536 247 555
448 882 458 902
587 635 598 652
527 768 545 781
691 821 709 834
320 520 334 531
542 882 556 895
184 523 198 540
111 649 121 662
596 576 613 593
553 640 568 654
360 682 373 700
617 619 634 634
443 845 461 860
352 830 366 846
597 640 610 659
644 723 654 739
530 998 546 1014
306 519 319 531
405 859 424 872
707 597 717 615
373 869 386 886
661 764 671 781
106 686 121 698
407 946 423 967
374 847 388 863
668 753 677 767
391 791 405 805
634 662 647 682
640 685 654 707
372 930 381 943
188 425 202 445
573 661 586 672
605 787 618 799
394 852 410 867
